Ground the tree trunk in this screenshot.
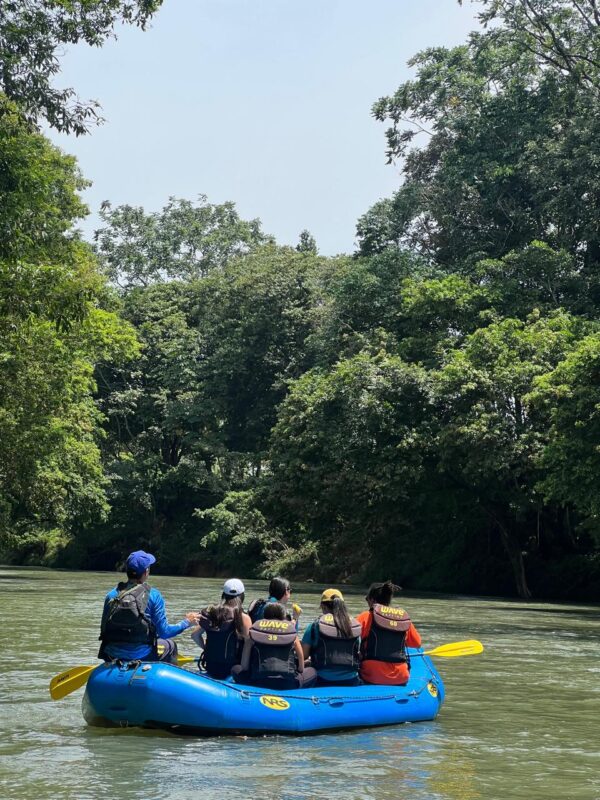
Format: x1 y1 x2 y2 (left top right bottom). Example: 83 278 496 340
498 521 532 599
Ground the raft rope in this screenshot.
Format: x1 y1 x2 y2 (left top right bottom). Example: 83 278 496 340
123 659 436 704
178 664 433 703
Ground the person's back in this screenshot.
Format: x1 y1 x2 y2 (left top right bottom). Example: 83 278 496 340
232 602 317 689
356 580 421 686
194 578 250 678
302 588 361 686
99 550 199 663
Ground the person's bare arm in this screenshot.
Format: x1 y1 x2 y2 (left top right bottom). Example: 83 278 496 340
294 638 305 672
240 637 253 671
241 612 251 638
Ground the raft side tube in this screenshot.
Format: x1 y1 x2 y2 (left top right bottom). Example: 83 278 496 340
83 648 444 735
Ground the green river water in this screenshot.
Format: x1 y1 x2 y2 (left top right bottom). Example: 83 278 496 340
0 566 598 800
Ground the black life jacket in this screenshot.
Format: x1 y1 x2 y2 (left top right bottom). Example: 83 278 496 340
99 582 155 648
312 613 361 671
199 605 243 678
362 604 411 664
248 618 297 682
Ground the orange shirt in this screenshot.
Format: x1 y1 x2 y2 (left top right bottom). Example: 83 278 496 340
356 609 422 685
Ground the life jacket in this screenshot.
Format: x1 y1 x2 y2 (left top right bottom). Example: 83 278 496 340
248 618 297 682
361 604 411 664
198 605 243 678
311 613 361 671
99 582 156 649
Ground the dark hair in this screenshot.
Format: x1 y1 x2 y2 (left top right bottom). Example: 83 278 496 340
268 577 290 601
205 595 245 636
263 602 287 621
367 580 401 606
321 597 353 638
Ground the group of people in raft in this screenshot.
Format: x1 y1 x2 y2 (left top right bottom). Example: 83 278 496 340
98 550 422 691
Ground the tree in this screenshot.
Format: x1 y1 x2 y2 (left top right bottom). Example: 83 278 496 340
296 229 318 254
359 2 600 283
93 281 218 567
94 197 270 289
0 0 163 134
0 99 138 563
194 245 324 455
307 249 429 366
0 96 102 334
94 245 325 571
197 490 314 577
433 310 587 597
466 0 600 88
264 351 432 579
531 331 600 535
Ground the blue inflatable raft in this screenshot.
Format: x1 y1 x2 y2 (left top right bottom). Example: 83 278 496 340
82 648 444 735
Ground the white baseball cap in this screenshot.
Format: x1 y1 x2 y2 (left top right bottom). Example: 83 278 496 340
223 578 245 597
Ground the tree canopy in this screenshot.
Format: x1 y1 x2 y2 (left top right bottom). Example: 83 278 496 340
0 98 138 562
2 0 600 601
0 0 163 134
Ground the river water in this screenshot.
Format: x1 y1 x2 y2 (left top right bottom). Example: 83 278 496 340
0 566 598 800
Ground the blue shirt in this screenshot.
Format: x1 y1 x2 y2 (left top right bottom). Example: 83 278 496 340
302 621 360 682
101 584 191 660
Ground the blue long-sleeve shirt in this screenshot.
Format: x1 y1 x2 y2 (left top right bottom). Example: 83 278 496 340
101 583 191 660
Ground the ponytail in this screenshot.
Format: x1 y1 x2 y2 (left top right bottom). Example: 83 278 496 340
206 594 246 636
366 580 401 606
322 597 353 638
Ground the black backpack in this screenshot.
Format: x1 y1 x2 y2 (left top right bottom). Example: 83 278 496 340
99 582 156 647
248 598 267 623
248 598 293 624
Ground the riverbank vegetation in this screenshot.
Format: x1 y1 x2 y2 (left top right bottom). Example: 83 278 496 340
1 0 599 600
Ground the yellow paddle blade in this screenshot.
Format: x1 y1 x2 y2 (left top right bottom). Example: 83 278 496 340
49 654 196 700
424 639 484 658
49 665 97 700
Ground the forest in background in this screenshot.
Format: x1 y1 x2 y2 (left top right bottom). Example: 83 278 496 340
1 0 600 601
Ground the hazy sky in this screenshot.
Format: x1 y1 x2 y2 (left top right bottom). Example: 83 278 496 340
49 0 480 255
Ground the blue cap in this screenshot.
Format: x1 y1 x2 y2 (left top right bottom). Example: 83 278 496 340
125 550 156 576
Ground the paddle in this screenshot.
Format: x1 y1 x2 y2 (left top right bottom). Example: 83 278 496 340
49 655 196 701
50 641 482 700
419 639 484 658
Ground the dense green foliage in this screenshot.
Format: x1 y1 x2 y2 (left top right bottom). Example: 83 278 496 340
2 1 600 600
0 0 163 134
0 98 138 560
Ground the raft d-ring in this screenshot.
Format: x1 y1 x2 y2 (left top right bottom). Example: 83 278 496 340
311 696 320 705
240 690 251 701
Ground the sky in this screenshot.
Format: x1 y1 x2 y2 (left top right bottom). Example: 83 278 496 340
49 0 480 256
